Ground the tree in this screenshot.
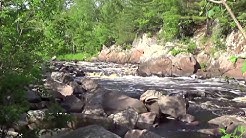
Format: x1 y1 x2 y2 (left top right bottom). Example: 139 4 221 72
208 0 246 40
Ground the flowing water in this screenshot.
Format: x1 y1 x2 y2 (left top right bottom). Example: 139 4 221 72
69 61 246 138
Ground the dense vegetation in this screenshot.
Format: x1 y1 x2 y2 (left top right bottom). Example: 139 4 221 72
0 0 245 137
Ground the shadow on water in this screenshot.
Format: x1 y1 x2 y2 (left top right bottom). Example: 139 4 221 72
149 106 219 138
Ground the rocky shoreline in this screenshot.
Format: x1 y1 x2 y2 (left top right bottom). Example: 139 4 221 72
97 31 246 80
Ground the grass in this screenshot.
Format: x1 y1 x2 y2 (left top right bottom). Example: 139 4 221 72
57 53 95 61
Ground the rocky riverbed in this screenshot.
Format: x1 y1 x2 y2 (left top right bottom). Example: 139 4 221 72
6 61 246 138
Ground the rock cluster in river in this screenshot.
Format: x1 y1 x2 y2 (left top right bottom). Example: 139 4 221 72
6 62 246 138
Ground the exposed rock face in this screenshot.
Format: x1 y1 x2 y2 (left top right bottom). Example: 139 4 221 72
226 30 246 53
124 129 163 138
140 90 187 119
57 125 121 138
137 56 172 77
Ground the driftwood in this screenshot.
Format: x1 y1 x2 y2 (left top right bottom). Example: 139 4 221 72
208 0 246 40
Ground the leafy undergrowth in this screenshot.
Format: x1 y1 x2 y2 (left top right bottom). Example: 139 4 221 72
57 53 96 61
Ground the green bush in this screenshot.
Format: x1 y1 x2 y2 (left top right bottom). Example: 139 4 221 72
187 41 197 54
220 125 246 138
170 48 183 56
229 56 238 64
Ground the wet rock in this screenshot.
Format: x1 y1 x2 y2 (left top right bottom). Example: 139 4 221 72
172 54 199 76
74 69 85 77
108 108 138 129
61 95 85 113
69 113 114 130
124 129 163 138
197 128 220 136
136 112 157 129
57 125 121 138
102 91 147 115
179 114 195 123
137 56 172 77
140 90 187 119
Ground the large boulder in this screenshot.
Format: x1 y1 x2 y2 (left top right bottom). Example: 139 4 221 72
208 115 246 136
61 95 85 113
171 54 199 76
57 125 121 138
82 88 108 116
136 112 157 129
137 56 172 77
124 129 163 138
26 89 42 103
140 90 187 119
102 91 147 115
221 58 246 79
108 108 139 129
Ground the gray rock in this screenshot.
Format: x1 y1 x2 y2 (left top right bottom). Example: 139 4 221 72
82 88 108 116
124 129 164 138
140 90 187 119
50 72 64 82
102 91 147 115
50 72 74 84
69 113 114 130
136 112 157 129
56 125 121 138
26 89 41 103
27 109 47 123
80 78 99 92
108 108 138 129
61 95 85 112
